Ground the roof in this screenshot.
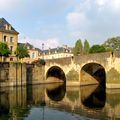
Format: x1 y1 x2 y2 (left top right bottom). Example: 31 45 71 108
43 47 72 54
18 42 42 53
0 18 19 34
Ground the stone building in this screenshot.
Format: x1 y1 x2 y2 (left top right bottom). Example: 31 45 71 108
18 42 42 63
42 45 73 60
0 18 19 61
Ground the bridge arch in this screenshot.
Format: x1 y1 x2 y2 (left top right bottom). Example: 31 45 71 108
46 66 66 82
80 62 106 87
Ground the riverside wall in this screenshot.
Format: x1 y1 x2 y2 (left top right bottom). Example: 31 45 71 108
0 62 45 87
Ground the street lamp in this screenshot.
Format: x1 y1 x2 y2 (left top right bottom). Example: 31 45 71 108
42 43 44 59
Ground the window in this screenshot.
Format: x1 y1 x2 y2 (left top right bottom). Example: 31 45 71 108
9 25 11 30
10 46 13 52
27 46 30 49
10 37 13 43
10 58 13 61
32 53 35 59
3 36 7 42
5 24 8 30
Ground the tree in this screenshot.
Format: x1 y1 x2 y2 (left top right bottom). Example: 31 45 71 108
103 36 120 51
84 39 90 54
73 39 83 56
89 45 106 53
15 44 29 60
0 42 11 61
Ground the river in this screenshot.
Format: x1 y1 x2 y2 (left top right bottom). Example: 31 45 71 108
0 83 119 120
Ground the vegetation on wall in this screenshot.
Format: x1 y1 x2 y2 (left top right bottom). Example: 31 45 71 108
66 69 79 81
107 68 120 84
39 59 46 65
32 59 46 66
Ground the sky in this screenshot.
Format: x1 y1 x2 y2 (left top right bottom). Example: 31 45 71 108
0 0 120 49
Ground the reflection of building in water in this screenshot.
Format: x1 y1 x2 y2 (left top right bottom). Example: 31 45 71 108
0 85 120 119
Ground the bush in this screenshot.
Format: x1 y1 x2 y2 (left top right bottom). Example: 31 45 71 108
39 59 46 65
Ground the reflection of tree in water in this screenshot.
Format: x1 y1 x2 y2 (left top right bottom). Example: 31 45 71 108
66 90 79 102
0 105 9 120
0 92 10 120
46 83 66 101
11 107 30 120
81 85 106 109
106 91 120 108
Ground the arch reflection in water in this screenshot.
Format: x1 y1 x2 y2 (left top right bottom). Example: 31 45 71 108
46 82 66 101
81 85 106 109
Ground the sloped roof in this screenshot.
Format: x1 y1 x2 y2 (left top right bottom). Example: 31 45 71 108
0 18 19 34
18 42 42 53
43 47 72 54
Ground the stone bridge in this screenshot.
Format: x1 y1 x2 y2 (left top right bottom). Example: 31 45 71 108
45 52 120 88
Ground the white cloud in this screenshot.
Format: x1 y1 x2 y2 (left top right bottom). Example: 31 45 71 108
67 12 88 30
0 0 24 11
96 0 120 11
19 36 61 50
96 0 108 6
66 0 120 45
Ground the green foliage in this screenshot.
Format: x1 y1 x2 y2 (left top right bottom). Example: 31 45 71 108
73 39 83 56
0 42 11 57
89 45 106 53
15 44 29 59
39 59 46 65
84 39 90 54
32 59 46 66
66 69 79 81
107 68 120 84
103 36 120 51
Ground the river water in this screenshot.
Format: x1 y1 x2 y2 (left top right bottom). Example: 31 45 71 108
0 83 119 120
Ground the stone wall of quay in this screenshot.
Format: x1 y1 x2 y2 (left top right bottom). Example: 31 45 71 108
0 62 45 87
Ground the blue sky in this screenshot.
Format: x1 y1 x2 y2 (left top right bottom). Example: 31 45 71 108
1 0 120 49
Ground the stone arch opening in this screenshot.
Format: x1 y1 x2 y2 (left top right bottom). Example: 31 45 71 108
81 63 106 87
46 66 66 82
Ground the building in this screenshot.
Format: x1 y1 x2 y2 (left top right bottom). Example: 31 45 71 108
41 45 73 60
18 42 42 63
0 18 19 61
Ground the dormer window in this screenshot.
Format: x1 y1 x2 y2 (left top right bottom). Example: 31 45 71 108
8 25 11 30
5 24 8 30
55 50 57 53
27 46 30 49
5 24 11 30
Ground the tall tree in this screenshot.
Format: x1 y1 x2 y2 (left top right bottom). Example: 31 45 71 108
89 45 106 53
84 39 90 54
0 42 11 61
103 36 120 51
73 39 83 56
15 44 29 61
